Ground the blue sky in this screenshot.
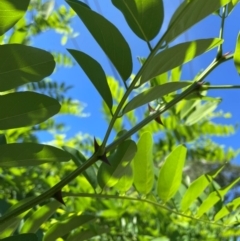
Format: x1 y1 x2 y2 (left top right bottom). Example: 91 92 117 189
32 0 240 159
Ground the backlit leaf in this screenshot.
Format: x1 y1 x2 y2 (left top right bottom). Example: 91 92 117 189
234 32 240 75
141 38 223 84
133 132 154 195
66 0 132 80
68 49 113 111
157 145 187 203
0 44 55 91
123 82 191 114
97 140 137 189
112 0 164 41
0 143 71 167
0 92 60 130
0 0 30 35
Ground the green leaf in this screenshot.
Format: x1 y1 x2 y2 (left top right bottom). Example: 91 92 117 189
133 132 154 195
66 0 132 80
162 0 231 44
0 234 38 241
43 215 95 241
0 44 55 91
123 82 191 114
0 134 7 145
97 140 137 189
234 32 240 75
62 146 98 189
228 0 240 15
181 164 226 212
196 177 240 218
20 201 61 233
0 0 30 35
185 100 220 125
67 49 113 111
0 92 60 130
0 143 71 167
157 145 187 203
214 197 240 221
141 38 223 84
112 0 164 41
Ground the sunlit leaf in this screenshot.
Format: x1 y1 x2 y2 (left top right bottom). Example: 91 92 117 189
97 140 137 189
123 82 191 114
234 32 240 75
185 100 220 125
162 0 231 44
0 143 71 167
133 132 154 195
112 0 164 41
157 145 187 203
196 177 240 218
41 0 55 19
43 215 95 241
67 49 113 111
181 164 226 212
62 146 98 189
141 38 223 84
66 0 132 80
0 92 60 130
20 201 61 233
0 234 38 241
0 0 30 35
0 44 55 91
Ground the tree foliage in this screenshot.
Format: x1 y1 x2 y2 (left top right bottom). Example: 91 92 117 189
0 0 240 240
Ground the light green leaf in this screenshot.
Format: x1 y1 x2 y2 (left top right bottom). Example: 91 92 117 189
157 145 187 203
62 146 98 189
20 201 61 233
8 18 27 44
0 92 60 130
0 143 71 167
185 100 220 125
196 177 240 218
181 164 226 212
214 197 240 221
234 32 240 75
162 0 231 44
0 0 30 35
123 82 191 114
112 0 164 41
97 140 137 189
227 0 239 15
0 44 55 91
66 0 132 80
0 234 38 241
141 38 223 84
67 49 113 111
133 132 154 195
43 215 95 241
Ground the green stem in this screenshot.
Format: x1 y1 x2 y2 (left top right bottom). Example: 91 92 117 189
217 6 227 59
62 192 230 227
202 85 240 90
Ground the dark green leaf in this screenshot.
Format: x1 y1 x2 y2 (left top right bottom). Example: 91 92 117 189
141 38 223 84
0 134 7 145
234 32 240 75
123 82 191 114
0 234 38 241
62 146 98 189
112 0 164 41
0 44 55 91
67 49 113 110
0 92 60 130
20 201 61 233
157 145 187 203
97 140 137 189
181 164 226 212
0 0 30 35
66 0 132 80
228 0 239 15
43 215 96 241
0 143 71 167
133 132 154 195
162 0 231 44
